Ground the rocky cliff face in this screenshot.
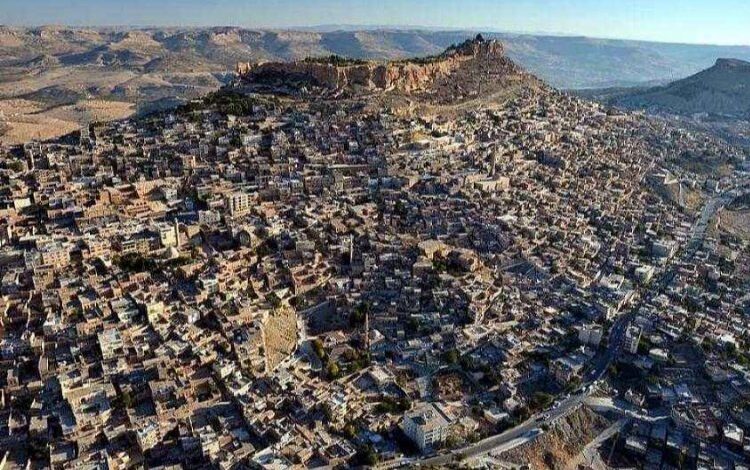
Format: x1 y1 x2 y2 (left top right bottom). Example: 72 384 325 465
503 406 612 470
236 38 505 93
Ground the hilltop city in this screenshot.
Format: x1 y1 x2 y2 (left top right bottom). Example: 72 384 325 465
1 35 750 470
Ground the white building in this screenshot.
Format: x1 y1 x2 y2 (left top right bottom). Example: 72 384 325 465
634 265 655 284
551 354 587 384
153 222 178 247
724 422 744 446
199 209 221 225
624 326 642 355
578 324 603 347
401 402 452 452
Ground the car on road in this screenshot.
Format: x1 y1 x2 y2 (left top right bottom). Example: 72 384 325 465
524 428 543 438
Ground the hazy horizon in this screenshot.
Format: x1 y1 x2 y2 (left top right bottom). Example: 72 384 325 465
3 23 750 50
2 0 750 47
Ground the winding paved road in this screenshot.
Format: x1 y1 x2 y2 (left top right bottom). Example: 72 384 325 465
410 185 747 468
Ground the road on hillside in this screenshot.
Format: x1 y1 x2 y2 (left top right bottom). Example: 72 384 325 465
412 186 745 468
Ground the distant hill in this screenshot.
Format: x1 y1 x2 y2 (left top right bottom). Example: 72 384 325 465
602 58 750 119
3 26 750 143
2 26 750 89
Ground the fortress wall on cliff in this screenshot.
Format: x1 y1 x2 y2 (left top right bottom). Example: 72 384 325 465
236 39 504 92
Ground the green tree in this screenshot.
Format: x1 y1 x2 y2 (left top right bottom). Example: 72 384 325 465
121 390 134 408
530 392 554 411
444 349 459 365
326 361 341 380
354 445 379 466
312 339 326 359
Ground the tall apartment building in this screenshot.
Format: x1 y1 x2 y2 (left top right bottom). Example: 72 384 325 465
225 192 252 217
579 324 603 347
402 402 451 452
624 326 642 355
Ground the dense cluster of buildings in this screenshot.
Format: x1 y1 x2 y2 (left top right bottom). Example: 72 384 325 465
0 60 748 469
604 179 750 468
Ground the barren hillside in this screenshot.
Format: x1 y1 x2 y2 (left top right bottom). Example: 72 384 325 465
503 407 612 470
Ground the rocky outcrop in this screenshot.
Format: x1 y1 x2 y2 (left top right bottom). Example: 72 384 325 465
609 57 750 119
503 406 612 470
236 37 505 93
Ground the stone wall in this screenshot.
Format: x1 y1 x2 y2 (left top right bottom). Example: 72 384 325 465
236 39 504 93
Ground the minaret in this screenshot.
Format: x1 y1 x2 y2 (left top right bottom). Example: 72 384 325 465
349 234 354 265
364 309 370 353
174 219 181 247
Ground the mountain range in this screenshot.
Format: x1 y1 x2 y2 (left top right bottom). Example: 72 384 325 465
3 26 750 87
3 26 750 144
587 58 750 120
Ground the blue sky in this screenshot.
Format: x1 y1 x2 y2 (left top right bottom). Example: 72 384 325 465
2 0 749 46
